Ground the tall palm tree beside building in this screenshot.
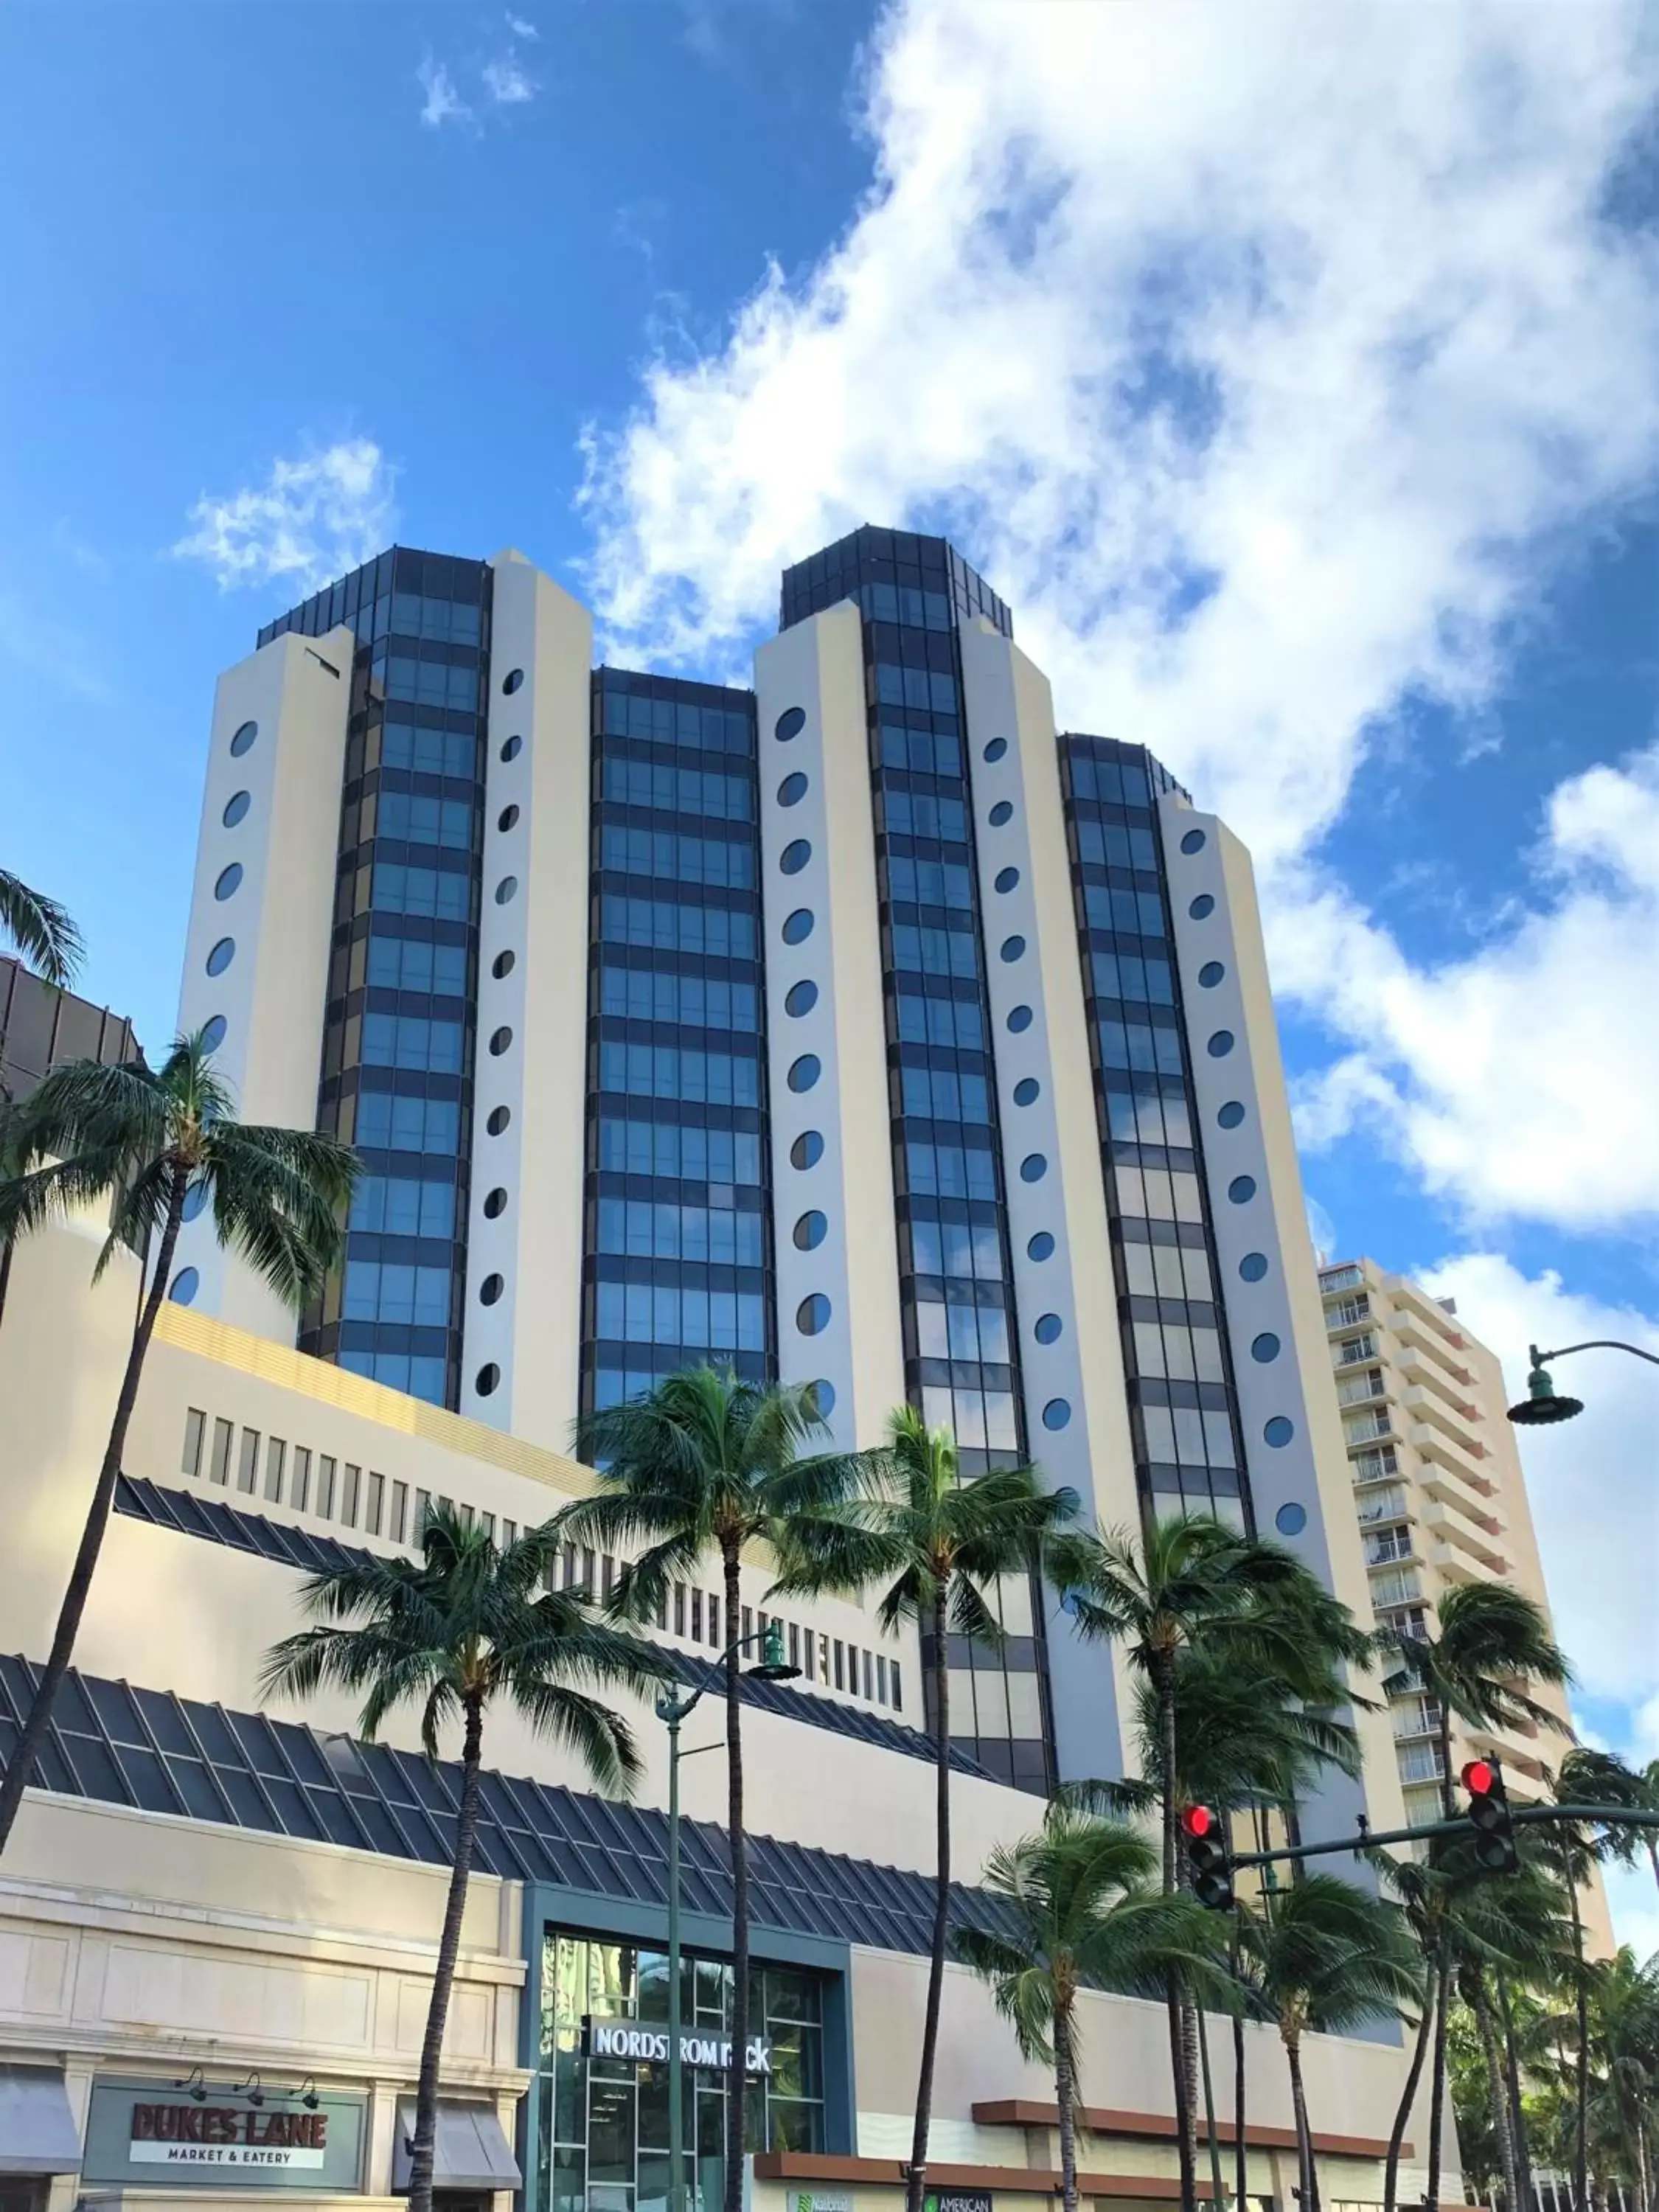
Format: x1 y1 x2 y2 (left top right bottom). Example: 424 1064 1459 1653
772 1403 1075 2212
566 1368 869 2212
0 1032 358 1857
262 1505 659 2212
953 1810 1232 2212
0 868 83 987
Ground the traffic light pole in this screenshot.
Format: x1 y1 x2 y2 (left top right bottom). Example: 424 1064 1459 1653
1228 1803 1659 1876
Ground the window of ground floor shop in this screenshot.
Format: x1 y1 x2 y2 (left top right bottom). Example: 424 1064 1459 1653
532 1930 827 2212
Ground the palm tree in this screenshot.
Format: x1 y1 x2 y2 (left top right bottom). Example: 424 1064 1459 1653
1643 1761 1659 1895
0 1031 358 1857
772 1402 1076 2212
1552 1747 1641 2212
1450 1858 1571 2212
1048 1513 1374 2212
953 1809 1233 2212
0 868 83 987
566 1367 869 2212
1579 1947 1659 2212
262 1504 661 2212
1237 1874 1420 2212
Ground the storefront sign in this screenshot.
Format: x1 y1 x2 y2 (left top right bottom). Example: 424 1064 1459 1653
83 2079 366 2191
790 2193 853 2212
924 2193 993 2212
580 2019 772 2073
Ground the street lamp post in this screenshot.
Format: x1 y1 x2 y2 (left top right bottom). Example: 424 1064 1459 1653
1506 1339 1659 1426
657 1622 799 2212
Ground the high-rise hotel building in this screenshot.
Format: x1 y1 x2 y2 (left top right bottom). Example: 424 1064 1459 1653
171 528 1397 1814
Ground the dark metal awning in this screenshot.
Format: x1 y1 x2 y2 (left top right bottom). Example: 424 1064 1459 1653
0 2067 82 2175
392 2101 521 2191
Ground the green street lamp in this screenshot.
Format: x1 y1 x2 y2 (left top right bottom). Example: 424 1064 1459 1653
657 1621 799 2212
1506 1338 1659 1426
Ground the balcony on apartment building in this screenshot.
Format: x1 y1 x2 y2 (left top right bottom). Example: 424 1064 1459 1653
1365 1525 1417 1571
1421 1498 1509 1579
1318 1263 1366 1295
1354 1479 1412 1527
1410 1418 1498 1495
1395 1339 1480 1410
1324 1291 1373 1331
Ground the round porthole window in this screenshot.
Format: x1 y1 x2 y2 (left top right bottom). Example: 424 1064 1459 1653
1275 1501 1307 1537
1020 1153 1048 1183
502 669 524 695
994 866 1020 894
989 800 1013 827
793 1210 828 1251
1041 1398 1071 1431
483 1187 508 1219
480 1274 504 1306
1239 1252 1269 1282
501 735 523 763
1264 1416 1295 1448
775 706 807 742
778 772 808 807
1199 961 1225 988
487 1106 512 1135
984 738 1008 763
785 980 818 1018
498 804 520 832
782 908 814 945
780 839 811 875
495 877 518 905
1034 1312 1063 1345
1000 935 1026 963
169 1267 201 1306
476 1362 501 1395
1007 1004 1033 1033
1251 1332 1281 1363
790 1130 824 1169
205 937 235 977
229 720 258 757
1013 1077 1040 1106
489 1026 512 1056
808 1379 836 1419
1206 1030 1235 1058
1027 1231 1055 1261
181 1183 209 1222
222 790 251 827
1228 1175 1257 1203
1217 1101 1245 1129
787 1054 821 1093
199 1016 227 1053
214 863 243 901
492 950 515 980
796 1293 831 1336
1189 894 1215 919
1180 827 1206 854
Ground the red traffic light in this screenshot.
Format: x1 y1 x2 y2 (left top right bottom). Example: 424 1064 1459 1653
1181 1804 1217 1839
1461 1759 1496 1797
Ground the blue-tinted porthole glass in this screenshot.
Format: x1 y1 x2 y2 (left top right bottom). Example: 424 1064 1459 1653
796 1293 831 1336
1007 1004 1033 1033
1199 961 1225 988
221 790 251 828
1228 1175 1256 1204
1020 1153 1047 1183
787 1054 821 1093
782 908 814 945
1217 1101 1246 1129
489 1026 512 1057
1264 1416 1295 1448
495 876 518 905
484 1187 508 1219
780 839 811 875
487 1106 511 1135
1000 935 1026 963
498 804 520 833
181 1183 209 1223
984 738 1008 762
778 773 808 807
790 1130 824 1170
994 867 1020 894
1189 893 1215 919
1027 1231 1055 1261
793 1211 828 1251
775 706 807 742
229 720 257 757
501 735 522 763
1206 1030 1235 1058
1180 827 1206 854
198 1016 227 1054
502 669 524 695
989 800 1013 827
1239 1252 1269 1282
1251 1332 1281 1363
169 1267 200 1306
213 863 243 901
1275 1501 1307 1537
205 937 234 977
785 980 818 1018
476 1362 501 1395
493 951 515 980
809 1378 835 1419
1012 1077 1040 1107
480 1275 504 1306
1034 1312 1062 1345
1041 1398 1071 1431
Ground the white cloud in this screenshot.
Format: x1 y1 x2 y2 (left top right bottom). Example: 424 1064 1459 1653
174 440 396 595
577 0 1659 1234
482 55 537 107
505 13 538 41
1603 1860 1659 1963
417 54 470 128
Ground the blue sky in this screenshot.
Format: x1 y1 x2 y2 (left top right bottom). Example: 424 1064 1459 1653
2 2 1656 1935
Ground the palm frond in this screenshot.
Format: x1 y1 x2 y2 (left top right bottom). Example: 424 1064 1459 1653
0 869 84 987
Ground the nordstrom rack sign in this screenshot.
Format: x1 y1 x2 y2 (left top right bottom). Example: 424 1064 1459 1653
580 2019 772 2073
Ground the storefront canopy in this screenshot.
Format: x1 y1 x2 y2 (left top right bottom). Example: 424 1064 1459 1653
392 2102 521 2191
0 2067 82 2176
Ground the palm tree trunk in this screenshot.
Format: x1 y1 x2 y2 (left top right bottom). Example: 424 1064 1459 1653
1426 1947 1452 2212
1055 2000 1079 2212
1386 1964 1436 2212
1234 2003 1248 2212
406 1691 486 2212
906 1582 953 2212
0 1234 13 1337
1571 1878 1589 2212
723 1539 748 2212
1470 1972 1522 2212
1285 2031 1318 2212
1646 1837 1658 1897
0 1164 185 1857
1198 2004 1227 2212
1499 1975 1533 2212
1158 1648 1199 2212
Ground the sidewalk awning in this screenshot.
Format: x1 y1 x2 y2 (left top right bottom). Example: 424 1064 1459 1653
393 2101 521 2191
0 2067 82 2176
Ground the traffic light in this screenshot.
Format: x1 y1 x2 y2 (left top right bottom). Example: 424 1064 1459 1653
1462 1758 1518 1875
1181 1804 1234 1910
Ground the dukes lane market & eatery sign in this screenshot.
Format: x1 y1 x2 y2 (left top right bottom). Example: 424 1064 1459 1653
82 2078 367 2190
